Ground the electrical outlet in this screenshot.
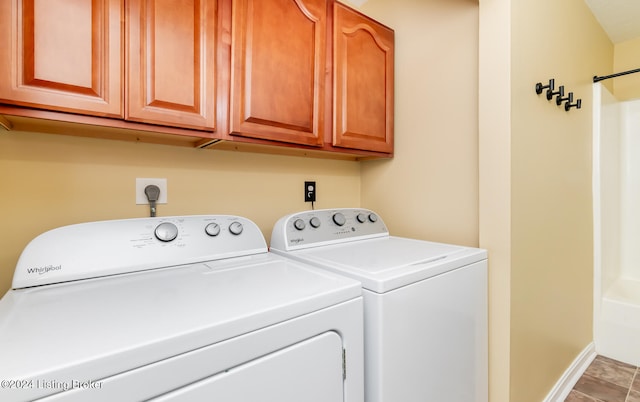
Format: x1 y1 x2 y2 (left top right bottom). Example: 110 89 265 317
305 181 316 202
136 178 168 204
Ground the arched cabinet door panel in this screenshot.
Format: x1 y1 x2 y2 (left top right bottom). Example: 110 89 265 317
230 0 327 147
333 2 394 153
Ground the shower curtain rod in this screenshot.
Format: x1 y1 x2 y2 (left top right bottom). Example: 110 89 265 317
593 67 640 83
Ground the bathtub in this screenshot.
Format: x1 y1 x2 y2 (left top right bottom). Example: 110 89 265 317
598 279 640 365
593 83 640 366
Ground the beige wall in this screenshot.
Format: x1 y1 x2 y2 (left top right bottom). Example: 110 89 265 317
353 0 480 245
0 131 361 293
508 1 611 401
613 37 640 100
479 0 512 399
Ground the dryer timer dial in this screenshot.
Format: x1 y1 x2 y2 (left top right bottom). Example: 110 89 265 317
155 222 179 242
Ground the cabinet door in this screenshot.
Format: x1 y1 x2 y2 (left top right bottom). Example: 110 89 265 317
0 0 122 118
127 0 216 131
333 2 394 153
230 0 326 146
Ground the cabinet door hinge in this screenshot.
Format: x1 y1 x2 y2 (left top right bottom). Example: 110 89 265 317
342 348 347 380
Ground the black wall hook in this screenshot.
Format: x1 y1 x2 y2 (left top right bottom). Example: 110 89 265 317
565 98 582 111
535 78 581 112
556 88 571 106
535 79 554 95
547 84 563 101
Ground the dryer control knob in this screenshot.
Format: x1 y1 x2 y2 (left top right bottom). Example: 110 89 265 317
229 221 244 235
205 223 221 237
357 213 367 223
310 217 321 228
332 212 346 226
155 222 178 242
369 213 378 223
293 219 306 231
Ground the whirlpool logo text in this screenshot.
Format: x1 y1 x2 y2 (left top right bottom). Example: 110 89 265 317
27 265 62 275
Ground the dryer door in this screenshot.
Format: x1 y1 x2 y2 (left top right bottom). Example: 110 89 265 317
152 331 345 402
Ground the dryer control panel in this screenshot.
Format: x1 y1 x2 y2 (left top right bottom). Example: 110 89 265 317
13 215 267 289
270 208 389 251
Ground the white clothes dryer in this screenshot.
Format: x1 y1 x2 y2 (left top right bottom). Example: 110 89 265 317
271 208 488 402
0 215 364 402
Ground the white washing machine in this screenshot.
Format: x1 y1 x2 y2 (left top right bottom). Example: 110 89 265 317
271 208 488 402
0 215 364 402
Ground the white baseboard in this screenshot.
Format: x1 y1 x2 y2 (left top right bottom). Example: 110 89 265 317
543 342 596 402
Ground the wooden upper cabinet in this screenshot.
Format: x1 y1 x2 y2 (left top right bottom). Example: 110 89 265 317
127 0 217 131
0 0 394 157
333 2 394 153
230 0 327 146
0 0 123 118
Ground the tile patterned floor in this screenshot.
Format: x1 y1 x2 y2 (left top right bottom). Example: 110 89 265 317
565 355 640 402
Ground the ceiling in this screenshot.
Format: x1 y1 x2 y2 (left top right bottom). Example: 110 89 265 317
583 0 640 43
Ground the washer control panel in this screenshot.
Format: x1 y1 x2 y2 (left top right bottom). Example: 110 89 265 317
13 215 265 289
271 208 388 251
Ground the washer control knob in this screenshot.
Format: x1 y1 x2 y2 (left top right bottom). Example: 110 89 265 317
357 213 367 223
205 223 221 237
310 217 321 228
332 212 346 226
155 222 178 242
369 213 378 223
229 221 244 235
293 219 306 231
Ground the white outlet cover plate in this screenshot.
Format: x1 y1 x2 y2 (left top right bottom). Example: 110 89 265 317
136 178 168 204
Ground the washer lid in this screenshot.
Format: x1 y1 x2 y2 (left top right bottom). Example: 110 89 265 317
0 253 360 400
278 236 487 293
